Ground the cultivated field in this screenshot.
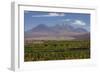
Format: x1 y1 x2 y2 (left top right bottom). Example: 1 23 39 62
24 40 90 61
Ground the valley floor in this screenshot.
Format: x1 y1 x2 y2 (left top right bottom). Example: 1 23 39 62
24 40 90 61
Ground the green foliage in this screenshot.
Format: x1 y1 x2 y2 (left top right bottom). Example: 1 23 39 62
24 40 90 61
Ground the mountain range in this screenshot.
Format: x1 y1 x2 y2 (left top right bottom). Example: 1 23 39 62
25 24 90 40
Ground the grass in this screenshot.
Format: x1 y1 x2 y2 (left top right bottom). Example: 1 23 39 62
24 40 90 61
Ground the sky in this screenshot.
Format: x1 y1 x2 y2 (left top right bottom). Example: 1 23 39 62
24 11 90 31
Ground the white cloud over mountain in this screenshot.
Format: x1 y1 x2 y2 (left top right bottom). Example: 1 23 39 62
62 19 86 26
72 20 86 26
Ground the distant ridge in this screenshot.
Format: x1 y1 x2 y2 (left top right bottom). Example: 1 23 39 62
25 24 90 40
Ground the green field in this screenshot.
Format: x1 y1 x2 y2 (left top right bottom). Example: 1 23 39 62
24 40 90 61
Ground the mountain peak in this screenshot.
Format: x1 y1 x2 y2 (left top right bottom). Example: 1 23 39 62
74 28 88 32
28 24 53 32
35 24 47 28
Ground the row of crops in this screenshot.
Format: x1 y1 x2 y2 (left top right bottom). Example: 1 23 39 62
24 40 90 61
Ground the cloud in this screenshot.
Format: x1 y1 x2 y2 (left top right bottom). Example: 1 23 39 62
49 13 65 16
60 19 87 26
32 12 65 17
72 20 86 26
